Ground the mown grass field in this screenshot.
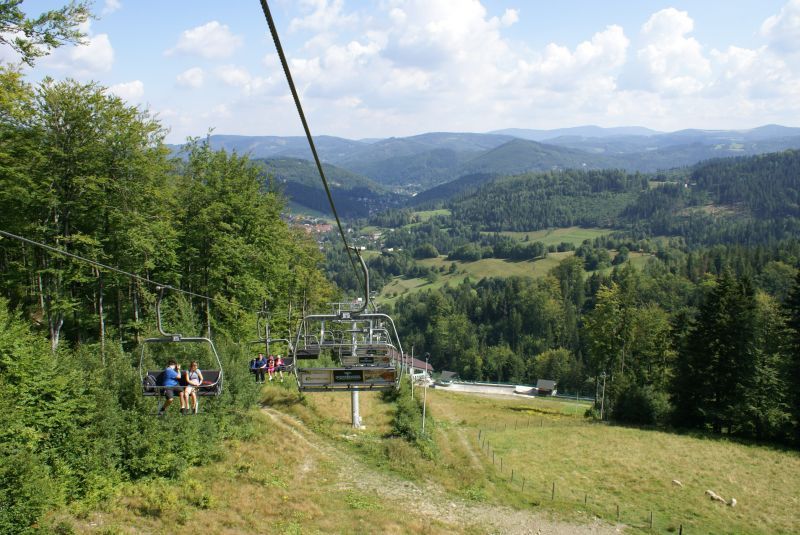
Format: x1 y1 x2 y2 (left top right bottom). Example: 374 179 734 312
482 227 609 247
427 390 800 535
48 380 800 534
378 249 653 304
411 209 451 222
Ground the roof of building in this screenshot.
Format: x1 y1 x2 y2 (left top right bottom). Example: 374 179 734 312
401 354 434 372
536 379 557 390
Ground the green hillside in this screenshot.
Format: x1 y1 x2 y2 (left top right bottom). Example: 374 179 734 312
256 157 408 217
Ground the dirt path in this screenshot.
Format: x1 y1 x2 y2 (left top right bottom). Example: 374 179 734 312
456 426 484 471
262 407 620 535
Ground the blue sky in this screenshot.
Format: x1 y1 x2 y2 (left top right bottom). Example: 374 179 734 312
8 0 800 142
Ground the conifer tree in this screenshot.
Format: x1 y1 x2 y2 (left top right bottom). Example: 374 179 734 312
673 271 757 433
785 271 800 443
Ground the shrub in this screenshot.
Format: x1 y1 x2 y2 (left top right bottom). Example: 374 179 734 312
613 384 671 425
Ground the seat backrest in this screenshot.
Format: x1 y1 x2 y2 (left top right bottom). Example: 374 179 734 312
200 369 220 382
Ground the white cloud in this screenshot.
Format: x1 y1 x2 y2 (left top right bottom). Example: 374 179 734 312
159 1 800 141
166 21 243 60
636 8 710 95
289 0 358 32
102 0 122 16
176 67 205 88
761 0 800 54
215 65 275 96
499 9 519 27
217 65 252 87
108 80 143 102
42 21 114 74
520 25 628 85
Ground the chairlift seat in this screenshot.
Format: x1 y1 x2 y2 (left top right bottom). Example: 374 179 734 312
295 346 321 359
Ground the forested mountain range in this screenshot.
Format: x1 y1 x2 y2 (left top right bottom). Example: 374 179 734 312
443 149 800 244
254 157 406 217
170 125 800 196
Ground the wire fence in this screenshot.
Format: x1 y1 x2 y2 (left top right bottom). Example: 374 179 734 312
476 423 690 534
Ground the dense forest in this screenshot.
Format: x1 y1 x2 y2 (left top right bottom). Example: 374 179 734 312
390 246 800 443
0 66 335 532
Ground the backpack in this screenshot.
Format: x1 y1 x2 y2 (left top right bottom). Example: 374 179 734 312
143 374 158 393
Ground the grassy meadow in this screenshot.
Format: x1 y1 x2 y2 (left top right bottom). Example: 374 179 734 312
377 248 653 304
48 379 800 534
428 390 800 535
483 227 609 247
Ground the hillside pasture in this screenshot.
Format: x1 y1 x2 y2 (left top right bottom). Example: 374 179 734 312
429 390 800 535
412 208 452 222
378 250 652 303
481 227 609 247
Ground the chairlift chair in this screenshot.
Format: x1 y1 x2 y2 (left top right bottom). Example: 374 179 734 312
292 247 405 392
249 302 295 370
139 288 224 413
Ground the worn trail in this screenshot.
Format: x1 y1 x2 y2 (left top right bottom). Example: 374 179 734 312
261 407 619 534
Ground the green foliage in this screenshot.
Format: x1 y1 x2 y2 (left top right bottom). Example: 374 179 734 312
0 0 91 66
386 381 437 460
613 383 671 426
0 74 335 531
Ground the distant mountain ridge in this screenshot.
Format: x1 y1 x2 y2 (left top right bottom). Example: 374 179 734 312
168 125 800 205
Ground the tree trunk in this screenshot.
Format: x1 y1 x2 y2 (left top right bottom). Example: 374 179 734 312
116 287 123 344
49 307 63 353
97 268 105 362
132 280 141 343
37 272 45 319
206 298 212 339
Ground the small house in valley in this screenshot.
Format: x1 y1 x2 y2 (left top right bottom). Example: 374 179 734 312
536 379 557 396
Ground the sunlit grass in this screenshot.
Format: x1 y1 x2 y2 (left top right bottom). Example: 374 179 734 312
481 227 609 246
428 390 800 534
48 381 800 534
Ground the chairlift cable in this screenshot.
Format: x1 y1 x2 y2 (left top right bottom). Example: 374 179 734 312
257 0 367 300
0 229 251 312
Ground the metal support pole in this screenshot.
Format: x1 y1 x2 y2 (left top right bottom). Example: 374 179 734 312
600 372 607 421
352 388 361 429
410 345 414 400
421 353 429 434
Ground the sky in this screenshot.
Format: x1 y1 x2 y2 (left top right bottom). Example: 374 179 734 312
7 0 800 143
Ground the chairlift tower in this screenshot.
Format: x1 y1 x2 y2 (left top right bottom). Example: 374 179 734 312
291 247 405 429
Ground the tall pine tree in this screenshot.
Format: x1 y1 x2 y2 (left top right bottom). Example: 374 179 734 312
673 271 757 434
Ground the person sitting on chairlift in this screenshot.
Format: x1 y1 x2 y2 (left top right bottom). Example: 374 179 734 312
276 354 285 382
183 361 203 414
251 353 267 383
267 354 276 382
158 360 186 416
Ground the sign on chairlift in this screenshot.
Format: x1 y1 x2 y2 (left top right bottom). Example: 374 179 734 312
340 353 392 366
297 367 396 391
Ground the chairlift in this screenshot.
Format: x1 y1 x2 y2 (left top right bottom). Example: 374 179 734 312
139 288 224 411
249 300 294 370
292 247 405 392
